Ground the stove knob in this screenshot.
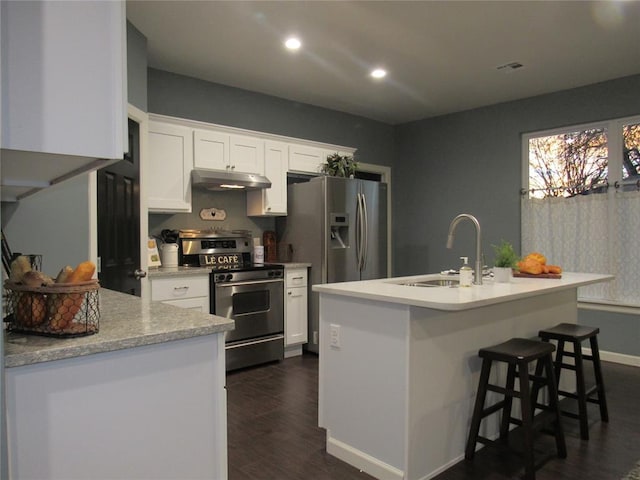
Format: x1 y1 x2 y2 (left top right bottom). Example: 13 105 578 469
274 271 283 278
225 273 233 281
268 271 274 277
217 274 226 282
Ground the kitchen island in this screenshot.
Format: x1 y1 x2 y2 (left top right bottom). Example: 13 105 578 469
313 272 612 480
4 288 234 480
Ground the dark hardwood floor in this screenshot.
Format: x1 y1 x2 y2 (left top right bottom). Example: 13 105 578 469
226 353 640 480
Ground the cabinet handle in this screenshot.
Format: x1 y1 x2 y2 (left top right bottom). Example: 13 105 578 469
291 276 304 280
231 165 236 170
174 286 189 291
288 291 292 295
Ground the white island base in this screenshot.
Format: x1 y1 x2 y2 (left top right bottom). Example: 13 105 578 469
316 273 612 480
6 334 228 480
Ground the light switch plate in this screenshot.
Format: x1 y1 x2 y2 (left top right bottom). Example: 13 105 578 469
329 324 341 349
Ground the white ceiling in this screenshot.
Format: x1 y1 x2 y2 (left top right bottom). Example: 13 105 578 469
126 1 640 125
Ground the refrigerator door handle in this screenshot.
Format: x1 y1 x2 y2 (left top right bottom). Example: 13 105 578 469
361 192 368 270
356 192 364 270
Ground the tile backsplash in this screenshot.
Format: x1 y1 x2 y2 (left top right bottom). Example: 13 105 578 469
148 189 276 241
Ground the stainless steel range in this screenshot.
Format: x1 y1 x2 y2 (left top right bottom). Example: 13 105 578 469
178 229 284 371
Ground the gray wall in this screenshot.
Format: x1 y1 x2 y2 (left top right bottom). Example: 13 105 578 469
126 21 147 112
2 175 91 273
394 74 640 357
148 68 394 168
147 68 395 238
394 74 640 276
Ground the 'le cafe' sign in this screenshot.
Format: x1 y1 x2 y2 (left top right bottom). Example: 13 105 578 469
199 254 241 267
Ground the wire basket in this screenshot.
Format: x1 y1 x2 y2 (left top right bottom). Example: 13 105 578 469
4 280 100 337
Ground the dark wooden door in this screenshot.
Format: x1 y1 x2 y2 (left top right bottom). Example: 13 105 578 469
97 118 142 296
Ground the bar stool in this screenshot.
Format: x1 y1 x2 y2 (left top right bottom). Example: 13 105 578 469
465 338 566 480
538 323 609 440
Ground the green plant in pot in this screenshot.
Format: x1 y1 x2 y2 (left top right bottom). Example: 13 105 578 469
492 240 519 282
321 152 358 178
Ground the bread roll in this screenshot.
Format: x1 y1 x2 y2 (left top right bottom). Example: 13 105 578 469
55 266 74 283
21 270 53 287
9 256 32 283
67 261 96 283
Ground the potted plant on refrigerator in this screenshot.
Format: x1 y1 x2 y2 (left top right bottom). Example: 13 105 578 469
321 152 358 178
492 240 519 283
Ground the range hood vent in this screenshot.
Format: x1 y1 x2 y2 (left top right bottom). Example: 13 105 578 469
191 169 271 191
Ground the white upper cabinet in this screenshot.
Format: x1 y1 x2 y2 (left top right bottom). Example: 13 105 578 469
230 134 265 174
194 129 264 175
193 129 229 170
1 1 126 159
288 144 327 174
147 121 193 213
0 0 127 201
247 141 288 216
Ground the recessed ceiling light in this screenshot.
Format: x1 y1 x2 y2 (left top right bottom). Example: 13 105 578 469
370 68 387 79
284 37 301 50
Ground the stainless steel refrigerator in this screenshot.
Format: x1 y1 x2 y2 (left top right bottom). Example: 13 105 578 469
277 176 388 353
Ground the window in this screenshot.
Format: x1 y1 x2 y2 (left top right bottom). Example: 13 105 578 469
521 115 640 308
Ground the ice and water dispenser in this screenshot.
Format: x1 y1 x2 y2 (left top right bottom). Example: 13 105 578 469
330 213 349 249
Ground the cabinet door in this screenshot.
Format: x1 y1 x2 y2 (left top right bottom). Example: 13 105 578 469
288 144 326 174
230 135 264 174
161 297 209 312
193 129 229 170
150 275 209 301
148 122 193 212
286 286 308 346
1 1 126 159
246 141 287 216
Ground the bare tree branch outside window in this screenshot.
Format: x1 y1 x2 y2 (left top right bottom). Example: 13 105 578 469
623 123 640 179
528 129 608 198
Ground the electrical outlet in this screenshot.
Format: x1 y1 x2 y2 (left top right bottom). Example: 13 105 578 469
313 330 319 344
329 324 341 349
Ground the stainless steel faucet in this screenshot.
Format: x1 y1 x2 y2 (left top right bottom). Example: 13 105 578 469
446 214 483 285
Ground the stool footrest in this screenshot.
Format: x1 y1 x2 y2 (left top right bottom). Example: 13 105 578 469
560 410 581 419
559 363 577 371
487 384 520 398
482 400 507 418
558 390 578 399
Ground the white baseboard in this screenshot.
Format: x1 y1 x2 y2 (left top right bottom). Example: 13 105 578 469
588 348 640 367
284 345 303 358
326 434 404 480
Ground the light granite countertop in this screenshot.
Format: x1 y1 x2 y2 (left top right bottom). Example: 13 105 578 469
148 266 211 277
148 263 310 278
4 288 234 368
313 271 614 311
281 262 311 269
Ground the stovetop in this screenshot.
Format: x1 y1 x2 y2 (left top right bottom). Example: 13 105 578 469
179 228 252 239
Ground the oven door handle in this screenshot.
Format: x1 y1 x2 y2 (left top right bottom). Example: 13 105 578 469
216 278 284 288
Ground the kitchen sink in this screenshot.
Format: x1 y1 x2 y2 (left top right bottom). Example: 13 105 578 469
400 279 460 288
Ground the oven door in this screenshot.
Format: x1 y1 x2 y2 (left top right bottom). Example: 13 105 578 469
214 278 284 343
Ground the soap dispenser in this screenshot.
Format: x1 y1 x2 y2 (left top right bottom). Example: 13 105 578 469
459 257 473 287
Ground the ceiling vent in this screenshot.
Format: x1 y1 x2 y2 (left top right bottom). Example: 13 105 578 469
496 62 524 72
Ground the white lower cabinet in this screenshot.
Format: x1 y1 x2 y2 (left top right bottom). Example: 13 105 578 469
284 267 309 356
150 274 209 312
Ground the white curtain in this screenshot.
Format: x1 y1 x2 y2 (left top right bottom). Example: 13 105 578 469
521 189 640 306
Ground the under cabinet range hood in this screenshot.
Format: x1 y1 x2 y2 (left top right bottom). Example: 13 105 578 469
191 169 271 191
